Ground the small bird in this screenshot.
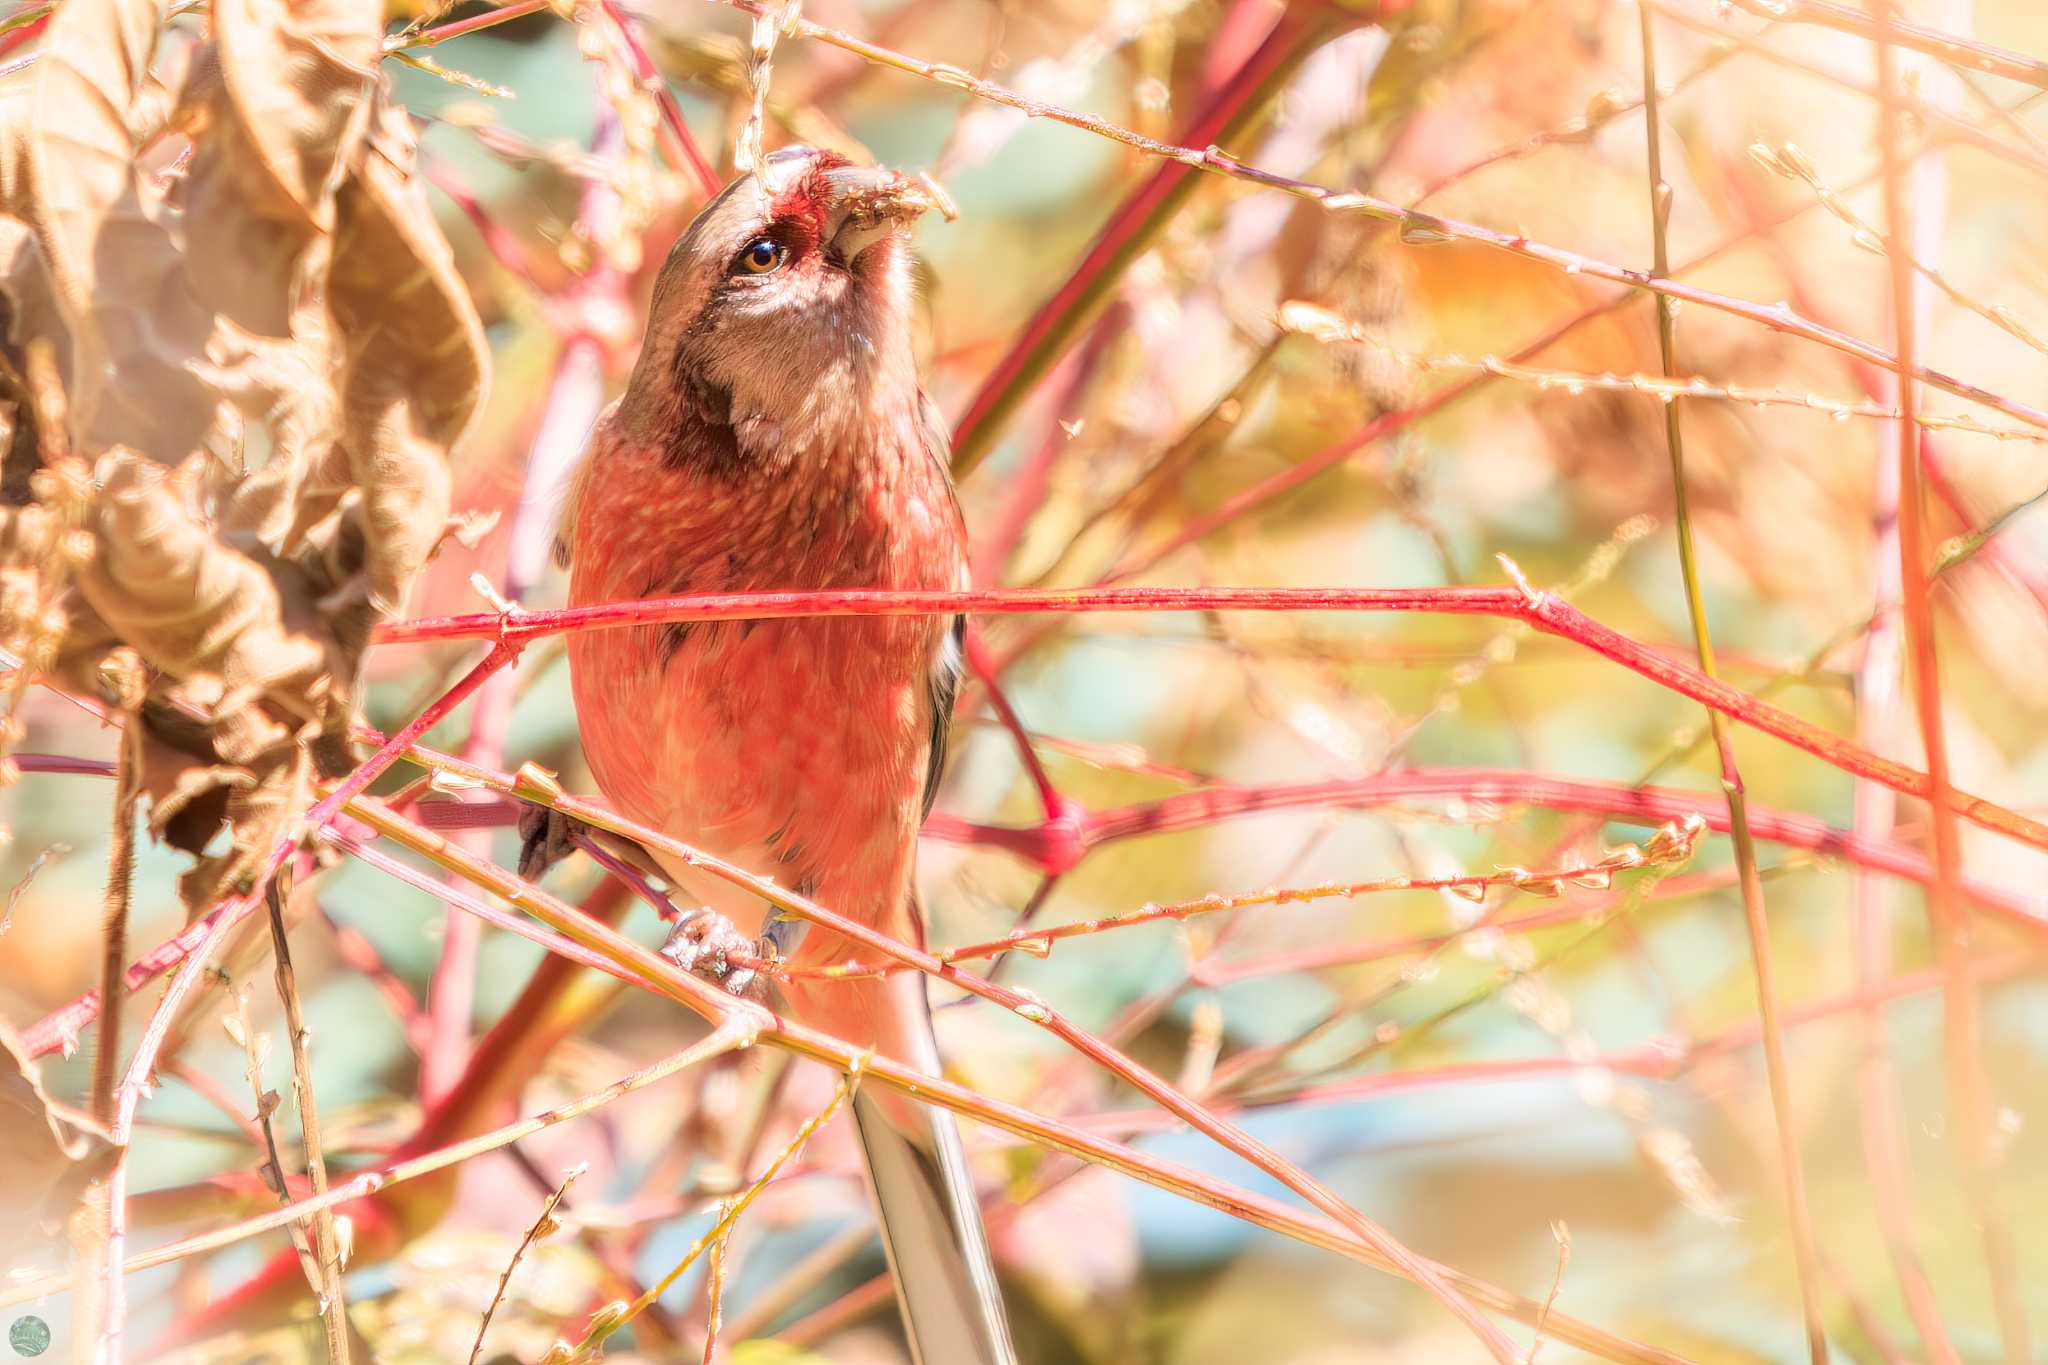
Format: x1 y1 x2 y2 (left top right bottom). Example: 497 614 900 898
538 147 1016 1364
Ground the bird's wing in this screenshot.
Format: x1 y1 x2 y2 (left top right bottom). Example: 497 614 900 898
915 389 968 821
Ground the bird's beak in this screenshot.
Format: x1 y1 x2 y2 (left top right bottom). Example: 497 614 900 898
822 165 936 265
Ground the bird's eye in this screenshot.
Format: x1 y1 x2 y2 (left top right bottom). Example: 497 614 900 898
737 237 787 275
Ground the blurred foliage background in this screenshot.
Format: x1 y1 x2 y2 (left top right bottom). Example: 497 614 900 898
3 0 2048 1360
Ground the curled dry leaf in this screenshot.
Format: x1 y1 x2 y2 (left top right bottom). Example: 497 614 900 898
22 0 220 458
74 452 326 902
327 103 487 614
178 0 382 334
0 0 488 910
77 453 333 708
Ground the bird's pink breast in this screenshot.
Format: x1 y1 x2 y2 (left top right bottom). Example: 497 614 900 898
564 412 965 976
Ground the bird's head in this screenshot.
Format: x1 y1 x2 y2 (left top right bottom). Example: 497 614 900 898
619 147 941 469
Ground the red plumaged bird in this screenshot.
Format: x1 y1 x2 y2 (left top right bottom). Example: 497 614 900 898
544 147 1016 1364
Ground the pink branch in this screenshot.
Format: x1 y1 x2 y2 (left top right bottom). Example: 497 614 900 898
929 768 2046 935
1724 0 2048 90
1873 13 2028 1359
396 0 549 49
371 584 2048 851
597 0 720 199
962 626 1074 832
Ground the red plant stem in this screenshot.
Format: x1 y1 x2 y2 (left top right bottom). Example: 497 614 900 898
370 584 2048 852
1727 0 2048 89
379 585 1526 644
1873 13 2028 1360
24 748 2043 1067
597 0 720 199
1835 57 1963 1359
0 11 48 57
397 0 549 50
946 3 1335 475
1854 489 1960 1357
931 768 2046 932
962 626 1068 827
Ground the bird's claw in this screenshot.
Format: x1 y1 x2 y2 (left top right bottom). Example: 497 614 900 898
660 908 774 1001
517 804 583 882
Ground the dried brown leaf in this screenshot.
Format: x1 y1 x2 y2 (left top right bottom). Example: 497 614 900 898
76 451 334 710
0 0 487 913
22 0 220 456
179 0 381 333
328 105 487 612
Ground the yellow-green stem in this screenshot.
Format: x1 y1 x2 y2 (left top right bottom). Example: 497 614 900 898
1638 8 1827 1361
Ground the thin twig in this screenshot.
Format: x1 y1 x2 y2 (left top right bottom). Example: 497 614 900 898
1848 17 1963 1353
1726 0 2048 89
1872 7 2030 1359
1635 11 1825 1361
1276 299 2048 443
225 986 325 1299
580 1069 855 1350
90 693 140 1127
699 1216 733 1364
266 882 352 1363
1528 1220 1572 1365
783 827 1699 980
470 1163 586 1365
366 585 2048 853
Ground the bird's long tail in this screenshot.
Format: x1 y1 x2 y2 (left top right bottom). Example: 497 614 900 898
842 971 1017 1365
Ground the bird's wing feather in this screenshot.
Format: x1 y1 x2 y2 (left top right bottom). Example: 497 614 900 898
915 389 967 821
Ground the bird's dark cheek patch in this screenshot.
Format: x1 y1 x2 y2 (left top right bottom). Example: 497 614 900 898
661 350 743 475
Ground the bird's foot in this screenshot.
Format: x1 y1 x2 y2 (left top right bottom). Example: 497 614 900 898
660 909 775 1001
517 804 585 882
